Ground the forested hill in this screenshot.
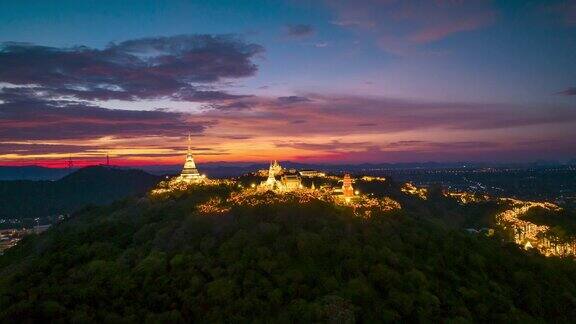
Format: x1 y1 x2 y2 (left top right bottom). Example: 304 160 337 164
1 184 576 322
0 166 161 219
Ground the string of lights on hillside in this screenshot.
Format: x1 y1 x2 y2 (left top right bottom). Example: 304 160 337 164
150 137 576 257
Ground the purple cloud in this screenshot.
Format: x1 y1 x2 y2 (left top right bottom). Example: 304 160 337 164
276 96 312 105
198 93 576 138
0 97 208 141
0 34 263 102
558 87 576 96
278 140 372 151
325 0 496 55
0 143 97 155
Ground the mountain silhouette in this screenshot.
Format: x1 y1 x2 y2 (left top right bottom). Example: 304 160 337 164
0 166 161 219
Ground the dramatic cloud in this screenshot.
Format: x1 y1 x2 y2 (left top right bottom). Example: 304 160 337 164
0 142 97 155
278 140 372 151
203 100 255 111
281 140 501 163
2 91 575 162
0 34 263 102
0 97 207 141
384 140 497 150
558 87 576 96
276 96 312 105
285 24 315 38
202 94 576 137
326 0 496 55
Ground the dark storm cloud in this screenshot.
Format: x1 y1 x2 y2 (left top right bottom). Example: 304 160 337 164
0 98 209 141
0 34 263 102
285 24 315 37
557 87 576 96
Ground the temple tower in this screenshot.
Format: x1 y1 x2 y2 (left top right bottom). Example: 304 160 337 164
179 133 203 182
264 161 279 189
342 174 354 199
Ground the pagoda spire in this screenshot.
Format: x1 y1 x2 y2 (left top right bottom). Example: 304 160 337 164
179 131 202 182
187 132 192 154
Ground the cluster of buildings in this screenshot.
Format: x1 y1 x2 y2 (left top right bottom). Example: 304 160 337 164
176 139 357 202
0 229 25 254
256 161 358 202
0 224 51 255
495 199 576 257
259 160 303 192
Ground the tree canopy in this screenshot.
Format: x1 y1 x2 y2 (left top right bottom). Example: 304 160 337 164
1 184 576 322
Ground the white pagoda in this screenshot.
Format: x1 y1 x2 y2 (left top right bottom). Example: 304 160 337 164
259 160 301 192
262 161 281 190
179 134 205 183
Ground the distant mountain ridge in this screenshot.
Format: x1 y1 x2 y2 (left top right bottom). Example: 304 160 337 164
0 166 161 219
1 160 575 180
0 166 73 181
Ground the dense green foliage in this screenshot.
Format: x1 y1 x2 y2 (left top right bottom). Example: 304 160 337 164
0 166 160 221
1 185 576 323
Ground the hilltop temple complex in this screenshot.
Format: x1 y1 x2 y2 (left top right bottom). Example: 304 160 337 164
151 143 576 260
256 161 360 203
169 136 360 203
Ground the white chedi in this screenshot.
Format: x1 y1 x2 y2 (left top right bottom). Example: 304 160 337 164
178 133 206 183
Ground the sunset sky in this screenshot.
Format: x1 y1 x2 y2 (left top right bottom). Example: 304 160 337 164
0 0 575 167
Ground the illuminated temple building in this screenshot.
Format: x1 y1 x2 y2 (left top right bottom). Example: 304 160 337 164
331 173 357 202
342 174 355 201
299 170 326 178
259 161 302 192
178 134 206 183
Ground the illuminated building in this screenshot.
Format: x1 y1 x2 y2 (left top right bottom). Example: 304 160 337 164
361 176 386 182
494 199 576 258
299 170 326 177
270 160 282 175
342 174 354 200
178 133 206 183
256 160 283 177
281 173 302 190
259 161 302 192
401 182 428 200
261 160 280 190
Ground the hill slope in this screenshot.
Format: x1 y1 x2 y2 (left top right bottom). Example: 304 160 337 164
1 184 575 322
0 166 71 181
0 166 161 220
